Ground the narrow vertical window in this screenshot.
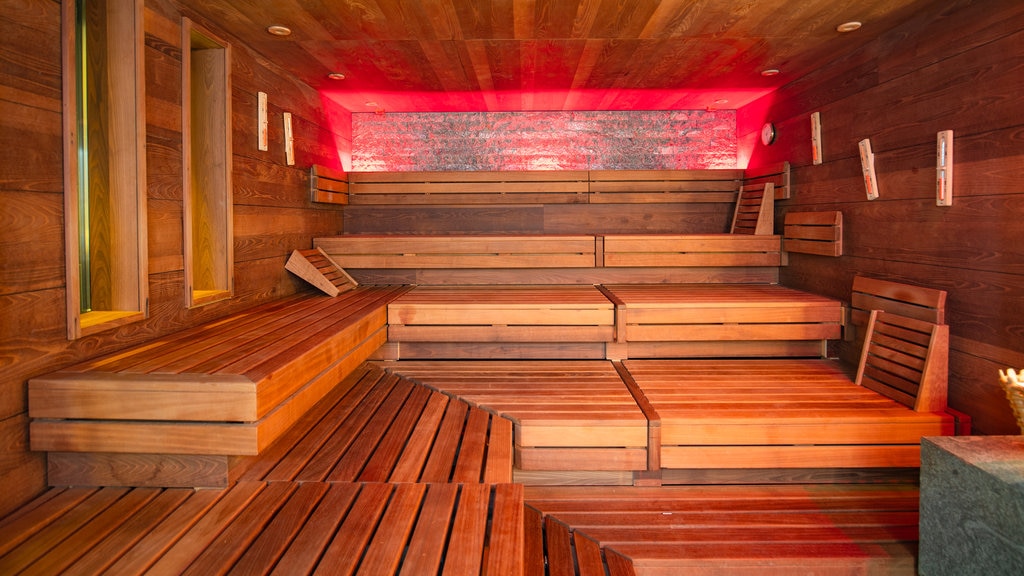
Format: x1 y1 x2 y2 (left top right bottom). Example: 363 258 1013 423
64 0 147 338
182 19 233 307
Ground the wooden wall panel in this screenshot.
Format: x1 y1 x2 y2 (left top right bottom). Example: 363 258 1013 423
344 203 734 236
0 0 348 515
741 0 1024 434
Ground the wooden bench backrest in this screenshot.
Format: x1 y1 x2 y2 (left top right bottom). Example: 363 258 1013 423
856 309 948 412
730 182 774 235
850 275 947 327
783 211 843 257
348 170 590 204
316 235 598 269
285 248 358 296
309 165 349 205
587 169 742 204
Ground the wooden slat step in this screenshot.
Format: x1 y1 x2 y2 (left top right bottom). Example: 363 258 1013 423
380 360 649 473
525 484 919 576
236 363 514 484
0 482 524 576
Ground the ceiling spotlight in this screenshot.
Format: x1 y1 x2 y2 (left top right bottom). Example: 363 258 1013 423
714 99 729 105
327 72 346 80
836 21 862 33
761 68 780 77
364 101 379 107
266 25 292 36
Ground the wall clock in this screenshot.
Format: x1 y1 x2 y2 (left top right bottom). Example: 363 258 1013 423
761 122 776 145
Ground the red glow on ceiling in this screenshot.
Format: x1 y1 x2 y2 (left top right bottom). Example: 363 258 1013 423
321 87 775 113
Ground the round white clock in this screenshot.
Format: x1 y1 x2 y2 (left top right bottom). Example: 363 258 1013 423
761 122 776 145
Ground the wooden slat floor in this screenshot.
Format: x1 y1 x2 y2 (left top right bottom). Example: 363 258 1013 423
2 360 923 575
0 481 524 576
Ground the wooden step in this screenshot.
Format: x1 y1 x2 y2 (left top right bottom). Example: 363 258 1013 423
380 360 649 475
525 484 919 576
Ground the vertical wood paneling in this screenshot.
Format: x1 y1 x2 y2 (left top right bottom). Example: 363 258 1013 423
742 0 1024 434
0 0 346 515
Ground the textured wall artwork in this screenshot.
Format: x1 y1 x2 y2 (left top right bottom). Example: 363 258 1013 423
352 110 736 171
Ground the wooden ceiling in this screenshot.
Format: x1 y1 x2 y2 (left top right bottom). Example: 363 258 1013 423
200 0 943 112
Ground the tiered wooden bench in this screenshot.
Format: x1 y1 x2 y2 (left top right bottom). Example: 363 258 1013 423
600 283 843 359
380 360 650 484
616 276 956 477
28 286 411 488
381 284 617 360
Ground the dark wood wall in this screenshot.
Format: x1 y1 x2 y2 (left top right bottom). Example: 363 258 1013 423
739 0 1024 435
0 0 348 517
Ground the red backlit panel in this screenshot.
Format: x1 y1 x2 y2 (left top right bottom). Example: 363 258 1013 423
352 110 736 171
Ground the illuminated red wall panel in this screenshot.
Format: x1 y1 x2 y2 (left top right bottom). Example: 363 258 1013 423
352 110 736 171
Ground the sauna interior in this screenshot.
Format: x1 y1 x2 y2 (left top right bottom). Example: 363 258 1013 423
2 0 1023 574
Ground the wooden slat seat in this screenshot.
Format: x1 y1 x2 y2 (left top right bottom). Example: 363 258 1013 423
623 358 955 470
236 363 514 484
28 286 411 488
382 284 617 360
600 283 844 358
0 481 524 576
380 360 650 479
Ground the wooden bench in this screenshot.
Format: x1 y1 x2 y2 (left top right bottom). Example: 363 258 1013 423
618 275 956 475
28 286 411 488
600 283 844 359
381 360 650 482
381 285 617 360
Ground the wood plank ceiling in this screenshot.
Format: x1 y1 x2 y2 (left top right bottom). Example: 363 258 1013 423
197 0 944 111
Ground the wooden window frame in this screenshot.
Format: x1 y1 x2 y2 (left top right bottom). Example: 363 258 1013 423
182 18 233 307
62 0 148 339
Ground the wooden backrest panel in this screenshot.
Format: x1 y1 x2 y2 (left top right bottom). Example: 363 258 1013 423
309 165 349 205
316 235 598 269
730 182 774 235
285 248 358 296
588 169 742 204
851 275 947 326
856 310 949 412
783 211 843 257
742 161 790 200
348 170 590 204
602 234 782 267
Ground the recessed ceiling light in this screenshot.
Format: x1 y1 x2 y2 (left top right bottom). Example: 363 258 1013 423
365 101 379 107
327 72 346 80
714 98 729 105
836 21 862 33
761 68 780 77
266 25 292 36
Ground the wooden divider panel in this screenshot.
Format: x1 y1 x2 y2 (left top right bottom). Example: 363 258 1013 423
349 170 589 204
